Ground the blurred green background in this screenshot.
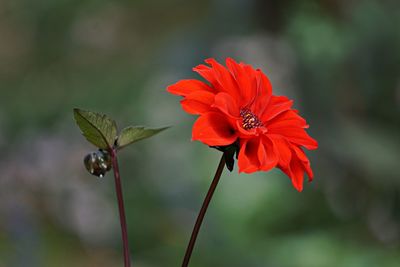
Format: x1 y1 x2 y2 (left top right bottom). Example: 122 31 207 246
1 0 400 266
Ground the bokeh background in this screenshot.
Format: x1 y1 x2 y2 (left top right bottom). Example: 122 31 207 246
1 0 400 266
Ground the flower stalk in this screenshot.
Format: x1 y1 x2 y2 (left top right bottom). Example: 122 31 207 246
181 154 226 267
110 149 131 267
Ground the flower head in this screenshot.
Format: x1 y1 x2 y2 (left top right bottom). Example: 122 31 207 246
167 58 318 191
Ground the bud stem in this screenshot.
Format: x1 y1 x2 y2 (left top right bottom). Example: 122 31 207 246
110 149 132 267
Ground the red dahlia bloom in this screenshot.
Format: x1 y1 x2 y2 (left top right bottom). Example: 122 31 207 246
167 58 318 191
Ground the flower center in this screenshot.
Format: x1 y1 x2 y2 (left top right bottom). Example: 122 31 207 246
240 108 263 130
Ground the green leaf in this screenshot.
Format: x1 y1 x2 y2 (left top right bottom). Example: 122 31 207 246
73 108 117 150
116 126 169 149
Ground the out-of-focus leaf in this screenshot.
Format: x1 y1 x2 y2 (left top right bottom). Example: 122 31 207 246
73 108 117 150
116 126 169 149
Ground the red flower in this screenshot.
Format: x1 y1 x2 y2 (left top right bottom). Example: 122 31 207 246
167 58 318 191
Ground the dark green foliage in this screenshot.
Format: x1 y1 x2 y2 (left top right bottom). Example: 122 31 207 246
73 108 117 150
117 126 169 150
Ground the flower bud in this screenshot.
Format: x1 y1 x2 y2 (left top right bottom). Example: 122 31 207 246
83 150 112 178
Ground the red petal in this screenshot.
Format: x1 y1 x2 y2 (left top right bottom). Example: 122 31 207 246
167 79 213 97
213 92 240 118
261 96 293 122
269 134 292 168
226 58 257 106
192 112 237 146
258 137 278 172
259 71 272 99
181 91 215 115
291 145 313 180
288 158 305 192
252 70 272 115
235 120 258 138
238 138 260 173
192 64 222 91
266 110 308 129
277 144 314 191
204 58 241 99
269 127 318 150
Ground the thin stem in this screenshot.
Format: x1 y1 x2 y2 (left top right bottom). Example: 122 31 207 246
110 149 131 267
181 154 226 267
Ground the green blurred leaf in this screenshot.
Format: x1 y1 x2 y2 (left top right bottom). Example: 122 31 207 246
116 126 169 149
73 108 117 150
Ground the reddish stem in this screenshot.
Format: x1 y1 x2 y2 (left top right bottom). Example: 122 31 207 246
181 154 226 267
110 149 132 267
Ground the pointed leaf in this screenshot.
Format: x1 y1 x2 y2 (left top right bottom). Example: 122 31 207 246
116 126 169 149
73 108 117 149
